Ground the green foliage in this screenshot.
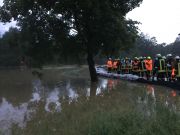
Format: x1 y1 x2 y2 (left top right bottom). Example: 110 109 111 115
0 0 143 65
0 27 22 67
172 41 180 55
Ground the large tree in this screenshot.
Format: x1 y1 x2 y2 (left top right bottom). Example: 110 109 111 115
0 0 143 82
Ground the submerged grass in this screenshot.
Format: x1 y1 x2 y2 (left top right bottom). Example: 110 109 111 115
12 87 180 135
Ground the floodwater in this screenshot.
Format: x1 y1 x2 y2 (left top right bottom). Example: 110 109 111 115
0 66 179 135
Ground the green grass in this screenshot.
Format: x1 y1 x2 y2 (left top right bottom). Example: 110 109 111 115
11 87 180 135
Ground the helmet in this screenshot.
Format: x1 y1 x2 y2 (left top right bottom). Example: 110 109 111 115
109 58 112 60
147 56 151 60
134 57 138 60
167 54 172 57
175 56 180 59
139 56 143 60
162 56 166 59
156 54 161 58
143 57 146 59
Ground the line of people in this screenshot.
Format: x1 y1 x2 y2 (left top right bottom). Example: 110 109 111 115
106 54 180 82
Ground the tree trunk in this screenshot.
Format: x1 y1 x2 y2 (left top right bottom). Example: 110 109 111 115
90 82 98 97
87 50 98 82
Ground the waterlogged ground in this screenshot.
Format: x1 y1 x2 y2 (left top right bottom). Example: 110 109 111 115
0 66 179 135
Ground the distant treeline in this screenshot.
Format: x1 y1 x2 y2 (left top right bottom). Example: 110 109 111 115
119 33 180 58
0 28 180 67
120 33 180 59
0 28 87 67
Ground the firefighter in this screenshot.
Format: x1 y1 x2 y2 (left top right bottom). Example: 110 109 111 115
153 54 166 81
145 56 153 80
113 59 118 72
175 56 180 81
120 58 125 74
139 56 146 77
117 58 121 74
153 54 159 80
166 54 174 81
132 57 140 76
107 58 113 73
125 57 132 74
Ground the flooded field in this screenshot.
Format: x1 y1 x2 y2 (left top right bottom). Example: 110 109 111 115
0 66 179 135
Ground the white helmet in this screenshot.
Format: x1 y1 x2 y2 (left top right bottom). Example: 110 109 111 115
175 56 180 59
167 54 172 57
156 54 161 58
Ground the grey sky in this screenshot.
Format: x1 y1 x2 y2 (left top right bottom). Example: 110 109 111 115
0 0 16 36
127 0 180 44
0 22 16 35
0 0 2 6
1 0 180 44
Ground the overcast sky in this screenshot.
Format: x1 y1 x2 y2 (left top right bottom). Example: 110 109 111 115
0 0 16 36
0 0 180 44
127 0 180 44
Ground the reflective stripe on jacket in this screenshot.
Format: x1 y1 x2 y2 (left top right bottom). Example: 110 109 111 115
172 68 175 76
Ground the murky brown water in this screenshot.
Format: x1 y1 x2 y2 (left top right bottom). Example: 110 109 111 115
0 66 179 135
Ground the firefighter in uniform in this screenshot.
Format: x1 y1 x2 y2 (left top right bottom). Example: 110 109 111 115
153 54 166 81
107 58 113 73
139 56 146 77
117 58 121 74
175 56 180 81
166 54 174 81
125 57 132 74
145 56 153 80
132 57 140 76
121 57 130 74
113 59 118 72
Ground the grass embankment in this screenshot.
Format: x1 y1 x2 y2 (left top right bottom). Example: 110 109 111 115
12 87 180 135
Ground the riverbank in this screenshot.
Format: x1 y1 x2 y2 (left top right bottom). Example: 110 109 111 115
11 86 180 135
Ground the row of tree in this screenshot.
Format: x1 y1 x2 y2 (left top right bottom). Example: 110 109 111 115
0 27 180 67
0 27 87 67
127 33 180 58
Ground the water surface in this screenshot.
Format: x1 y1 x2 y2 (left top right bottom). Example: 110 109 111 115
0 66 179 134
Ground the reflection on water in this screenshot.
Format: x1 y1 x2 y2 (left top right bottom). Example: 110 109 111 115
30 79 43 102
137 85 156 117
0 70 179 135
165 90 178 111
45 88 61 112
66 82 79 103
0 98 32 135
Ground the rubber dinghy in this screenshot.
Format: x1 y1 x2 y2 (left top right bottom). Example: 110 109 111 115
96 66 180 91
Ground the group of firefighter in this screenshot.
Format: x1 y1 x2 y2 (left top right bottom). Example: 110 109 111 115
106 54 180 81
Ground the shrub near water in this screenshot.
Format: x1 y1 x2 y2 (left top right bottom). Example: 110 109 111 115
12 88 180 135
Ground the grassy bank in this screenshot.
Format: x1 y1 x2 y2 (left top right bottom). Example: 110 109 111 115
11 86 180 135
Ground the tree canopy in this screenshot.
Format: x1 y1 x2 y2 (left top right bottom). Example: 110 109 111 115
0 0 143 81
